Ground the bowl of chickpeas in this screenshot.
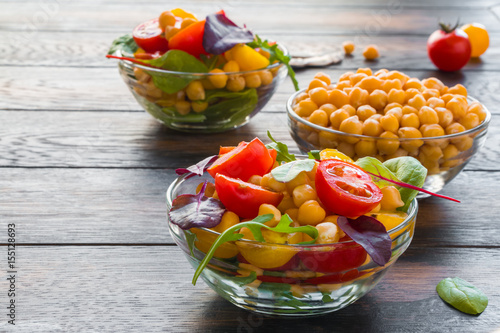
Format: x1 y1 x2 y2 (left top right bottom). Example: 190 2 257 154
118 46 288 133
287 68 491 194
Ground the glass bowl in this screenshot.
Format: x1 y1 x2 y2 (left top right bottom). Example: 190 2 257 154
117 47 288 133
166 172 418 317
287 89 491 194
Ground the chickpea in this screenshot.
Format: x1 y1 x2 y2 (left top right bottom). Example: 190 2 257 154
330 109 350 129
386 147 409 159
377 131 400 155
445 122 466 135
356 76 382 93
460 112 480 130
380 113 399 133
208 68 228 88
258 70 274 85
309 87 330 106
349 87 369 108
319 131 339 148
314 72 332 85
426 97 445 109
382 79 403 93
175 100 191 115
421 124 445 137
401 113 420 128
403 78 423 91
386 107 403 122
398 127 424 152
191 101 208 113
453 135 473 151
159 11 176 30
448 84 467 97
328 89 350 108
319 103 337 117
342 41 355 55
298 200 326 226
223 60 240 73
258 204 282 227
363 44 380 60
357 68 373 76
368 89 388 110
339 116 363 143
386 70 409 86
349 73 367 86
248 175 263 186
277 196 296 214
226 75 246 92
422 77 445 91
447 97 467 120
295 99 318 117
261 173 287 192
341 104 357 117
420 144 443 161
355 140 377 157
467 102 487 122
422 89 440 100
338 72 354 82
387 89 406 105
435 107 454 128
402 105 418 115
180 18 197 29
315 222 340 244
308 78 328 91
244 73 262 88
286 171 311 194
335 80 352 90
418 106 439 125
404 88 421 103
293 184 317 207
309 110 329 127
212 211 240 233
186 80 205 101
362 118 383 136
357 105 377 121
337 142 356 158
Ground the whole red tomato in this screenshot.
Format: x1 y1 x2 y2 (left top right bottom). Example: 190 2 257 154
427 23 471 72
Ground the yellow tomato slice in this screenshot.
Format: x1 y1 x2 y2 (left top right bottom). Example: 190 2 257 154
171 8 197 20
319 149 354 163
236 241 299 269
190 228 239 259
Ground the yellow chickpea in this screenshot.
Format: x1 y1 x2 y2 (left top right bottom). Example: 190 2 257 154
401 113 420 128
420 144 444 162
309 87 330 106
422 77 445 91
404 88 421 103
440 93 454 104
339 116 363 143
298 200 326 226
339 72 354 82
226 75 246 92
207 68 228 88
336 80 352 91
191 101 208 113
308 78 328 91
356 76 382 93
258 204 282 227
244 73 262 88
159 11 176 30
355 140 377 157
258 70 274 85
467 102 487 122
377 131 400 155
382 79 403 93
435 107 454 128
386 107 403 122
398 127 424 152
445 122 466 135
292 184 317 207
337 142 356 158
357 68 373 76
402 105 418 115
363 44 380 60
315 222 341 244
408 94 426 110
460 112 480 130
453 135 473 151
387 89 406 105
380 113 399 133
448 84 467 97
319 103 337 117
384 102 402 114
357 105 377 121
186 80 205 101
421 123 445 137
341 104 357 117
418 106 439 125
330 109 350 129
368 89 388 110
343 41 355 55
328 89 350 108
386 148 409 159
447 97 468 121
286 171 311 194
422 89 440 100
314 72 332 86
362 118 383 136
426 97 445 109
260 173 287 192
403 78 423 91
349 73 368 86
309 110 329 127
212 211 240 233
319 131 339 148
175 100 191 115
295 99 318 117
180 18 197 29
386 70 409 86
349 87 369 108
223 60 240 73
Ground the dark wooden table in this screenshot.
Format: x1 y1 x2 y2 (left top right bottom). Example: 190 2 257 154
2 0 500 332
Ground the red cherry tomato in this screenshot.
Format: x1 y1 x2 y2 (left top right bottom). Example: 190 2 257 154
218 145 277 163
214 174 283 219
132 18 169 53
427 24 471 72
298 237 367 273
168 19 208 58
315 160 382 217
208 138 275 182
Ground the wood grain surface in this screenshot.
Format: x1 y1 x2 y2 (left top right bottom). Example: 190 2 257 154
2 0 500 331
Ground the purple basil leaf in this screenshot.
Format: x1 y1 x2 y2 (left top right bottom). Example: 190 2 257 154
203 13 254 55
336 215 392 266
175 155 218 178
169 181 226 230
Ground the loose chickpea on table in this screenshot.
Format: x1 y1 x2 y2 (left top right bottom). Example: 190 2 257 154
289 68 489 175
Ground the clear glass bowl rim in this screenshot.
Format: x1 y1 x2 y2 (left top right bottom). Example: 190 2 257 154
117 43 289 77
166 173 419 248
286 88 491 142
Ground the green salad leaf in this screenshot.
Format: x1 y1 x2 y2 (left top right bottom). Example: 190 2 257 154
192 214 318 285
202 88 258 126
247 35 299 91
355 157 401 188
265 131 296 163
271 159 316 182
436 277 488 315
107 34 138 55
308 150 321 160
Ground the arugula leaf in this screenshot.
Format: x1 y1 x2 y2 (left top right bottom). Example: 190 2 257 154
175 155 218 178
247 35 299 91
436 277 488 315
308 150 321 160
203 12 254 55
185 230 197 257
169 181 226 230
192 214 318 285
107 34 138 55
265 131 296 163
271 159 316 182
336 215 392 266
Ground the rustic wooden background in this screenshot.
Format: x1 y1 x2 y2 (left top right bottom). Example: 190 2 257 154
1 0 499 332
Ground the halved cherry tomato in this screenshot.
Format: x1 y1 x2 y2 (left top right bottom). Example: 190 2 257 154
315 160 382 217
214 174 283 219
132 18 169 53
236 241 298 269
298 237 367 273
168 19 207 58
237 253 299 271
218 145 277 164
208 138 275 182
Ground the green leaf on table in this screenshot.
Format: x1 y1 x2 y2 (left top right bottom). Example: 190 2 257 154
436 277 488 315
192 214 318 285
107 34 138 55
271 159 316 182
144 50 208 94
266 131 296 163
383 157 427 211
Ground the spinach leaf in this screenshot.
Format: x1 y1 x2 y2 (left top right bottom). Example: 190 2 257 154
192 214 318 285
265 131 296 163
247 35 299 91
271 159 316 182
436 277 488 315
107 34 138 55
202 88 258 127
383 157 427 211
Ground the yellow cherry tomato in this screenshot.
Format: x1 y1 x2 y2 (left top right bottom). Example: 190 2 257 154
461 23 489 57
229 44 270 71
171 8 197 20
319 148 354 163
190 228 239 259
236 241 298 269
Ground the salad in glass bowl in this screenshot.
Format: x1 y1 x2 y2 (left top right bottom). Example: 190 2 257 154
107 9 297 132
166 134 458 316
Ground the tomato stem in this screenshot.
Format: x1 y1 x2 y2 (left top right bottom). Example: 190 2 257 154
439 21 460 34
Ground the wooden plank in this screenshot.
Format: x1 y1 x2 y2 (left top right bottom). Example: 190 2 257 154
0 166 498 246
2 2 499 36
1 67 500 112
0 245 497 332
2 31 500 72
0 110 498 170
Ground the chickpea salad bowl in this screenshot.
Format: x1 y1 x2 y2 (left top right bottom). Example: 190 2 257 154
287 68 490 194
165 134 460 316
107 8 297 133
